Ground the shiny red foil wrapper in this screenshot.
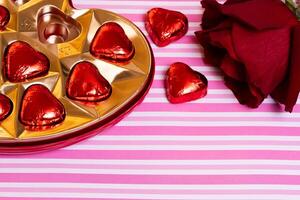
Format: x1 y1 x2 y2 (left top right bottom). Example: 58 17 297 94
19 84 66 130
145 8 188 47
166 62 208 104
66 61 112 102
0 94 13 121
90 22 135 62
0 5 10 31
0 0 155 154
3 41 50 83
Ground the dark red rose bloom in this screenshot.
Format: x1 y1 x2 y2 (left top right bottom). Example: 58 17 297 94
195 0 300 112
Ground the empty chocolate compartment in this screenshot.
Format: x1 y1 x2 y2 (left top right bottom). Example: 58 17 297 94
0 0 154 154
12 0 30 6
37 5 81 44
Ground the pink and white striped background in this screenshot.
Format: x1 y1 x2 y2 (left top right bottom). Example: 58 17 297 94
1 0 300 199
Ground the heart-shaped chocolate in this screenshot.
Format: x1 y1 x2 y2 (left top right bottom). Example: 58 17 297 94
19 84 65 130
3 41 50 83
0 5 10 31
0 94 13 121
0 1 155 153
66 61 112 102
90 22 135 62
166 62 208 104
146 8 188 47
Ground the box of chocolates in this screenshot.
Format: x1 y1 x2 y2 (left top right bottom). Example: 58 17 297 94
0 0 154 153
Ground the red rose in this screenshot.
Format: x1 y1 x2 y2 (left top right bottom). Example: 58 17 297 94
195 0 300 112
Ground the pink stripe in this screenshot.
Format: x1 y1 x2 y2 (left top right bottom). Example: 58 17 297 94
2 150 300 160
0 199 142 200
2 163 300 170
140 27 200 34
103 126 300 136
1 174 300 184
78 5 199 10
147 93 232 98
151 48 203 53
151 36 199 44
154 70 219 76
135 103 299 112
155 58 207 66
125 116 300 122
82 139 300 146
120 14 202 22
1 188 300 195
151 80 227 88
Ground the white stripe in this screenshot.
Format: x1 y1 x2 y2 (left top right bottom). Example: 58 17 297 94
117 121 300 127
81 8 202 14
76 1 201 6
3 159 300 165
142 98 275 104
2 183 300 190
149 88 228 94
144 30 196 36
153 52 203 58
154 74 220 80
154 66 218 72
151 44 201 49
3 168 300 175
135 22 200 27
91 135 300 141
128 112 300 118
1 192 300 200
66 145 300 150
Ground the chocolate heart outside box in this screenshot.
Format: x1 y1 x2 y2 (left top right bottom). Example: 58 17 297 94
0 0 154 153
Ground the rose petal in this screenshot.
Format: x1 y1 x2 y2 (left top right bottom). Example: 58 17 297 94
272 23 300 112
225 0 251 4
197 0 299 112
195 19 233 66
195 31 226 66
201 0 224 30
225 76 266 108
208 29 238 60
221 55 246 81
232 23 291 95
221 0 298 30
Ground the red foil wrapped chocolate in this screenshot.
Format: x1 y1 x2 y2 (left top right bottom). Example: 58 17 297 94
0 94 13 121
19 84 66 130
3 41 50 83
145 8 188 47
66 61 112 102
90 22 135 62
166 62 208 104
0 0 154 154
0 5 9 31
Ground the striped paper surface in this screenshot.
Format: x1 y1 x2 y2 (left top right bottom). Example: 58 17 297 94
1 0 300 199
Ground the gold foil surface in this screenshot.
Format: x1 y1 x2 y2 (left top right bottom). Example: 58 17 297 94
0 0 153 142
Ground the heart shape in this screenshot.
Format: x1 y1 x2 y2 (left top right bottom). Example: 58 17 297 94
90 22 135 62
19 84 66 130
0 94 13 121
66 61 112 102
37 6 81 44
3 41 50 83
0 1 155 153
166 62 208 104
0 5 10 31
146 8 188 47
